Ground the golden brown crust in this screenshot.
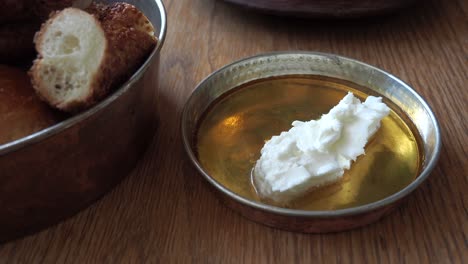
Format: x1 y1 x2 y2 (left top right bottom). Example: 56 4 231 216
0 65 60 145
29 3 157 112
87 2 157 95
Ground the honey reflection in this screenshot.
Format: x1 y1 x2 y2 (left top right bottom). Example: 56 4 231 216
223 115 241 128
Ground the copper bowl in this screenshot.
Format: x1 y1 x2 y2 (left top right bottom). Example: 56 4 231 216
181 52 441 233
0 0 166 242
223 0 418 17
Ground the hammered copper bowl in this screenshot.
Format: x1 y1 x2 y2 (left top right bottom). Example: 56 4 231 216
181 52 441 233
0 0 166 242
223 0 418 17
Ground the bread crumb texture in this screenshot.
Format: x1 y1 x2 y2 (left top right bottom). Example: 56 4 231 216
30 3 156 112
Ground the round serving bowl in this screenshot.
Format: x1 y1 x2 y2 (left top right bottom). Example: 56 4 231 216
182 52 441 233
0 0 166 242
223 0 418 17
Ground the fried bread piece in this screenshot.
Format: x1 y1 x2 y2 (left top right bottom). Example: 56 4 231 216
30 3 157 112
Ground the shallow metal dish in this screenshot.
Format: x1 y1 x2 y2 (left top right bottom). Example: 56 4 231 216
0 0 166 242
223 0 418 17
182 52 441 233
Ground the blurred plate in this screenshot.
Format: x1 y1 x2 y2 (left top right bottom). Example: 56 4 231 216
223 0 417 18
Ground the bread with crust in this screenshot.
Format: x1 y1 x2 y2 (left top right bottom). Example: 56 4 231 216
30 3 157 112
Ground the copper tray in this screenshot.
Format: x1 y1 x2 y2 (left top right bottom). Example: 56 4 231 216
0 0 167 242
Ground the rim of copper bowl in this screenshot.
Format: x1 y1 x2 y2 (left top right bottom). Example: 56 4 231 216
0 0 167 156
181 51 442 218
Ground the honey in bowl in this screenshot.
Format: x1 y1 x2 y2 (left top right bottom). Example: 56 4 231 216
195 76 424 210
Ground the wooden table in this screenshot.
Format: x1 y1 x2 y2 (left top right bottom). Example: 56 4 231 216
1 0 466 262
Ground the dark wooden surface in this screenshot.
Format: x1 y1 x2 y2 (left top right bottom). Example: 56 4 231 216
0 0 467 262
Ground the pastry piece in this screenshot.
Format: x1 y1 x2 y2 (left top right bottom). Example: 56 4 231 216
30 3 157 112
0 65 59 146
86 2 155 37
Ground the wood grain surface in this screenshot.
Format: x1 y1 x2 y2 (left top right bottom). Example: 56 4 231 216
0 0 467 262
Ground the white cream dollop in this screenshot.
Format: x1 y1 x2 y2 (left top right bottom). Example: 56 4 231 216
253 92 390 203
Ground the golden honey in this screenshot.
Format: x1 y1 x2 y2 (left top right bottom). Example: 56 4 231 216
196 76 423 210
